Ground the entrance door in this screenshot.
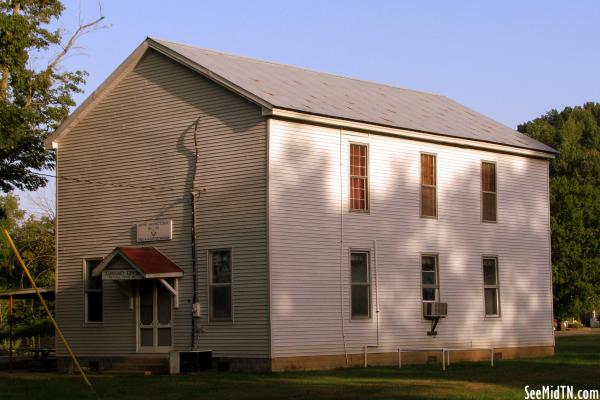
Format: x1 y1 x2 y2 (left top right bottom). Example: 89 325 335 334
138 280 173 352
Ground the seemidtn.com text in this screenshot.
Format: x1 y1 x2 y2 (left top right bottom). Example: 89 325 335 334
525 386 599 400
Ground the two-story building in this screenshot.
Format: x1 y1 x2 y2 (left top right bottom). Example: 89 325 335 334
46 37 557 372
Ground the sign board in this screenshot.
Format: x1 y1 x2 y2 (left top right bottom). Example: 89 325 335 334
136 220 172 242
102 270 144 280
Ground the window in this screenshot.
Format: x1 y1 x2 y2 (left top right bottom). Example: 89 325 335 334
482 161 497 222
421 255 439 302
209 249 232 321
483 257 500 316
351 252 371 318
350 143 368 211
84 259 103 322
421 153 437 217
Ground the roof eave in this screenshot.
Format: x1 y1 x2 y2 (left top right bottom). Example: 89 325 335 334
147 37 274 111
46 37 275 149
45 40 152 149
266 107 557 159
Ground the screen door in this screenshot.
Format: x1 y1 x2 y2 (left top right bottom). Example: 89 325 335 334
138 280 173 351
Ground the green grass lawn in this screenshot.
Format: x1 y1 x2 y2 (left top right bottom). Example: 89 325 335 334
1 334 599 400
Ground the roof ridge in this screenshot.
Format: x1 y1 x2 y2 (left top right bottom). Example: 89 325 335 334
149 37 444 98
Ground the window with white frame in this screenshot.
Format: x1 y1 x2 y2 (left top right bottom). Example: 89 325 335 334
350 143 369 211
483 257 500 316
84 259 103 322
421 153 437 217
421 255 439 302
481 161 497 222
209 249 232 321
350 251 370 318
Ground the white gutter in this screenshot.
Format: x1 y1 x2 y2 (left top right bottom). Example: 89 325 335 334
265 108 556 160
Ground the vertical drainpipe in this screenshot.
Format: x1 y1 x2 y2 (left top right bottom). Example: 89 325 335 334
190 116 202 349
191 191 198 349
339 128 348 365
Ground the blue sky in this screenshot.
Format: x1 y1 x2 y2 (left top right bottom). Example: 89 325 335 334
16 0 600 214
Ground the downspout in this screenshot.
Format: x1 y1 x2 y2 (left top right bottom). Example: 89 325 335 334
373 239 380 346
339 128 348 365
190 115 202 349
364 239 381 368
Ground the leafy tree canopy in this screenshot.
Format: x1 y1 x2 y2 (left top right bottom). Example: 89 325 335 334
0 193 55 341
0 193 54 290
0 0 104 192
518 102 600 319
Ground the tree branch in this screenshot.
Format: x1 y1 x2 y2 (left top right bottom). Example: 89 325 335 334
45 15 106 76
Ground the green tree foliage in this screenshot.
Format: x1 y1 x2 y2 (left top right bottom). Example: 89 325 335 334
0 194 55 290
0 0 104 192
518 102 600 320
0 194 55 342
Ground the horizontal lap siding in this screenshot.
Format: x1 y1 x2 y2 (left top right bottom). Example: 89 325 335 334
56 50 268 358
193 101 270 357
269 119 552 357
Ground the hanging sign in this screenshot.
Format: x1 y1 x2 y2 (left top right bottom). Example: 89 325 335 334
136 220 172 242
102 270 144 280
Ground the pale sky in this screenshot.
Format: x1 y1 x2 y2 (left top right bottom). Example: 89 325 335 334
15 0 600 215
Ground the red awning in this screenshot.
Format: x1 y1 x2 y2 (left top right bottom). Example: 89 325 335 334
92 247 184 279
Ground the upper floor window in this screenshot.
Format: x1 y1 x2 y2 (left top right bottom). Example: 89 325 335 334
481 161 497 222
84 259 103 323
483 257 500 316
421 153 437 217
350 251 371 318
421 255 439 302
350 143 368 211
209 249 232 321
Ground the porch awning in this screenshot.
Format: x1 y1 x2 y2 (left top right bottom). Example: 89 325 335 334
92 247 184 280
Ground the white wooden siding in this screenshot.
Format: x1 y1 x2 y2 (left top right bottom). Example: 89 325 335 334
56 50 269 358
268 119 553 358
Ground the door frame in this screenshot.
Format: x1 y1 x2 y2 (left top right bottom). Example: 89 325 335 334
135 279 174 353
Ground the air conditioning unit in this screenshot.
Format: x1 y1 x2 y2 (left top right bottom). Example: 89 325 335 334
169 350 212 374
423 302 448 318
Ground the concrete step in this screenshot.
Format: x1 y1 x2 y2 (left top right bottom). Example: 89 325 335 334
108 357 169 375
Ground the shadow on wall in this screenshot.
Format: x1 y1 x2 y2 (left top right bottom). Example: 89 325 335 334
272 124 553 355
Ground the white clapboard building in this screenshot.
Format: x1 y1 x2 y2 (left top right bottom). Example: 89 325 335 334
46 38 557 372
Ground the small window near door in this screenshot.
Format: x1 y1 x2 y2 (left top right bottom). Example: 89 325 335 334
209 249 232 321
350 251 371 319
482 161 497 222
483 257 500 316
421 255 439 302
84 259 103 322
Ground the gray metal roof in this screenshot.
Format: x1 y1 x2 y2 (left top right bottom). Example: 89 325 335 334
150 38 556 154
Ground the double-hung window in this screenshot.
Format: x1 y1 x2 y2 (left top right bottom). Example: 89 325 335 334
421 255 439 302
84 259 103 323
209 249 232 321
483 257 500 316
481 161 497 222
421 153 437 217
350 143 369 211
350 251 370 318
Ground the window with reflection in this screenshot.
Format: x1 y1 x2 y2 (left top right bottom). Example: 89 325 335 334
351 251 370 318
421 154 437 217
210 249 232 321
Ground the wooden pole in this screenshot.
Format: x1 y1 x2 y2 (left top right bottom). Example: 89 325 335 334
2 229 94 390
9 295 13 372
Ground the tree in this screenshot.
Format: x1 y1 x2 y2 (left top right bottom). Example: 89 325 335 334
0 193 55 342
518 102 600 323
0 193 55 290
0 0 105 192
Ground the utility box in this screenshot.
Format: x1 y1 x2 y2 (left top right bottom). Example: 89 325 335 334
170 350 212 374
